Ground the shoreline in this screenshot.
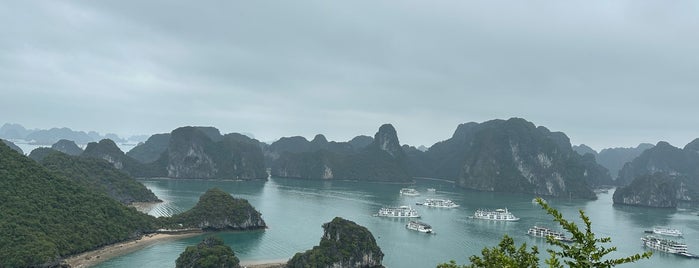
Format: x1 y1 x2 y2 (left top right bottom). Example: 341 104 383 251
240 259 288 268
63 232 202 268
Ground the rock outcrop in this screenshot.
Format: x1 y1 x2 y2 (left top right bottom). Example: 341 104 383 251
271 124 411 182
613 140 699 207
160 127 267 180
414 118 610 199
176 236 240 268
51 139 83 156
168 188 266 230
287 217 384 268
613 173 679 208
1 139 23 154
574 143 654 181
126 133 170 163
81 139 162 177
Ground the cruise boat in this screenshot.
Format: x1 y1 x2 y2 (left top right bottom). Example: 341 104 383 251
527 226 572 242
644 227 683 237
416 198 459 208
472 208 520 221
641 236 688 255
374 206 420 218
427 188 437 192
400 188 420 196
406 221 433 233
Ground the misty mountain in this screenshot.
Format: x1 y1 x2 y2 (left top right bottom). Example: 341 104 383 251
410 118 612 199
51 139 83 156
271 124 411 182
574 143 655 181
613 140 699 207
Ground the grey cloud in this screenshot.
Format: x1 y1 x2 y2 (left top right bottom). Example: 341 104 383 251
1 0 697 150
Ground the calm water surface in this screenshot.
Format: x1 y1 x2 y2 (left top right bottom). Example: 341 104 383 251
96 178 699 268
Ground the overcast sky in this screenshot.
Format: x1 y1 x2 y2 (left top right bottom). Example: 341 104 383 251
1 1 697 150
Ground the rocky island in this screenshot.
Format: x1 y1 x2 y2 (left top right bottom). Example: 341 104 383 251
287 217 384 268
167 188 266 231
176 236 241 268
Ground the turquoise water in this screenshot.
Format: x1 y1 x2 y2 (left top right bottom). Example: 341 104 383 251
96 178 699 268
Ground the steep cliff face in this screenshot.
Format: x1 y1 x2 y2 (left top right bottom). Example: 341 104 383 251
161 127 267 180
287 217 384 268
616 142 696 187
418 118 607 199
613 140 699 207
81 139 162 177
126 133 170 163
613 173 678 208
168 188 266 230
51 139 83 156
271 124 410 182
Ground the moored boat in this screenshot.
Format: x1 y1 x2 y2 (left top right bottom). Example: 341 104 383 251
400 188 420 196
374 206 420 218
427 188 436 192
406 221 433 233
527 225 572 242
472 208 519 221
645 227 683 237
641 236 688 255
416 198 459 208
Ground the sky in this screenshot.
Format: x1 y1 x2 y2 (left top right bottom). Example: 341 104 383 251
1 1 697 151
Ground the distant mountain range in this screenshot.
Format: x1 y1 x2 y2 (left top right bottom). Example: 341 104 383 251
13 118 698 203
573 143 655 181
0 123 145 145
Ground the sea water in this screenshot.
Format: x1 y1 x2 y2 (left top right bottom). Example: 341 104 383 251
96 177 699 268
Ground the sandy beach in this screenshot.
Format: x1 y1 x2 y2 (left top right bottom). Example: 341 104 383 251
63 232 202 268
240 259 288 268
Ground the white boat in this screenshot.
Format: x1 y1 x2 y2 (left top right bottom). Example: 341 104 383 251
472 208 520 221
641 236 688 254
400 188 420 196
645 227 683 237
406 221 433 233
527 226 572 242
427 188 437 192
374 206 420 218
416 198 459 208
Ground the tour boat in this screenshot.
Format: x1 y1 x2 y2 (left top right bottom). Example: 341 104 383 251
472 208 520 221
406 221 433 233
400 188 420 196
644 227 683 237
374 206 420 218
527 226 572 242
427 188 437 192
641 236 688 255
416 198 459 208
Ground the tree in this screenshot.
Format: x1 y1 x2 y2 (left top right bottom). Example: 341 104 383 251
536 198 651 267
438 198 652 268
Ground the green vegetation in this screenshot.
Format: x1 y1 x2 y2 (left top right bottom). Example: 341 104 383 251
0 143 157 267
287 217 384 268
271 124 411 182
167 188 266 230
439 198 651 268
39 150 160 204
175 236 240 268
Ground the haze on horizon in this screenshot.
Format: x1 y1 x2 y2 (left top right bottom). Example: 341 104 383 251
1 1 697 151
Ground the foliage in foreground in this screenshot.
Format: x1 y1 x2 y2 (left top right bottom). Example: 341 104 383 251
439 198 652 268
